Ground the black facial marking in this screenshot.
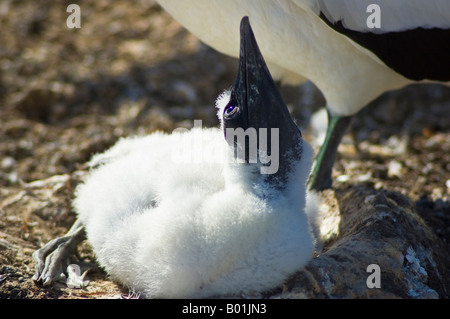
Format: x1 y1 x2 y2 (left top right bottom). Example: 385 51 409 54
223 93 246 131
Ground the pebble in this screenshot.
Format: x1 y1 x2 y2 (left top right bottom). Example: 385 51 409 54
336 175 350 183
1 157 16 169
388 160 403 178
357 172 372 182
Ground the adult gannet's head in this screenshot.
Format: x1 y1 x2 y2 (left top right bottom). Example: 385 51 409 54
216 17 304 188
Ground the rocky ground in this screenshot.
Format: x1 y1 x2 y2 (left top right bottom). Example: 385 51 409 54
0 1 449 299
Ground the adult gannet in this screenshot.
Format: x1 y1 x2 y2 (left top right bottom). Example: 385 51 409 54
155 0 450 190
33 17 317 298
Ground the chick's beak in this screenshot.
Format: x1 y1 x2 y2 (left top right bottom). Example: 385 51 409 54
223 16 303 176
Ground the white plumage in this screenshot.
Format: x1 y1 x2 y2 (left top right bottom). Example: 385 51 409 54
157 0 449 113
74 92 315 298
157 0 412 115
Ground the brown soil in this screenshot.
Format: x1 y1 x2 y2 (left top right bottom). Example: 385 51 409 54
0 0 448 298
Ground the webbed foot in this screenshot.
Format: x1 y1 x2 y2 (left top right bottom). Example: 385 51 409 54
32 219 86 286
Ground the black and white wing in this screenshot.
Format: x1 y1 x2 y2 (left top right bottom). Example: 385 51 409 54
314 0 450 81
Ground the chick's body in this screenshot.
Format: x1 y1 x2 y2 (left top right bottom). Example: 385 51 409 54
74 127 315 298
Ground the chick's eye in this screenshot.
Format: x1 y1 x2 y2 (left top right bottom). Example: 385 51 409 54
224 104 240 119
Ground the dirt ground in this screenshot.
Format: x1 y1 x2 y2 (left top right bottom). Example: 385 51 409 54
0 1 449 299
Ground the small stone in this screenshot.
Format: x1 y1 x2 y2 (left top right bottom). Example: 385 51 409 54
358 172 372 182
388 160 403 178
1 157 16 169
336 175 350 183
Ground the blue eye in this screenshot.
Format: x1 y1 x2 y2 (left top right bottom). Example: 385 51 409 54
224 104 240 119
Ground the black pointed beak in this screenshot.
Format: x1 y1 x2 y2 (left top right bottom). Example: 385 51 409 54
222 17 303 177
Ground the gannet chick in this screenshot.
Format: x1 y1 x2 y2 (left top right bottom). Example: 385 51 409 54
33 17 316 298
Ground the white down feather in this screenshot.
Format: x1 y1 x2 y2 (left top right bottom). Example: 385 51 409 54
73 115 316 298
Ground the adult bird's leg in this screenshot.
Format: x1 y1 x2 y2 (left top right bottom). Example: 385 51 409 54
32 218 85 286
308 111 352 191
